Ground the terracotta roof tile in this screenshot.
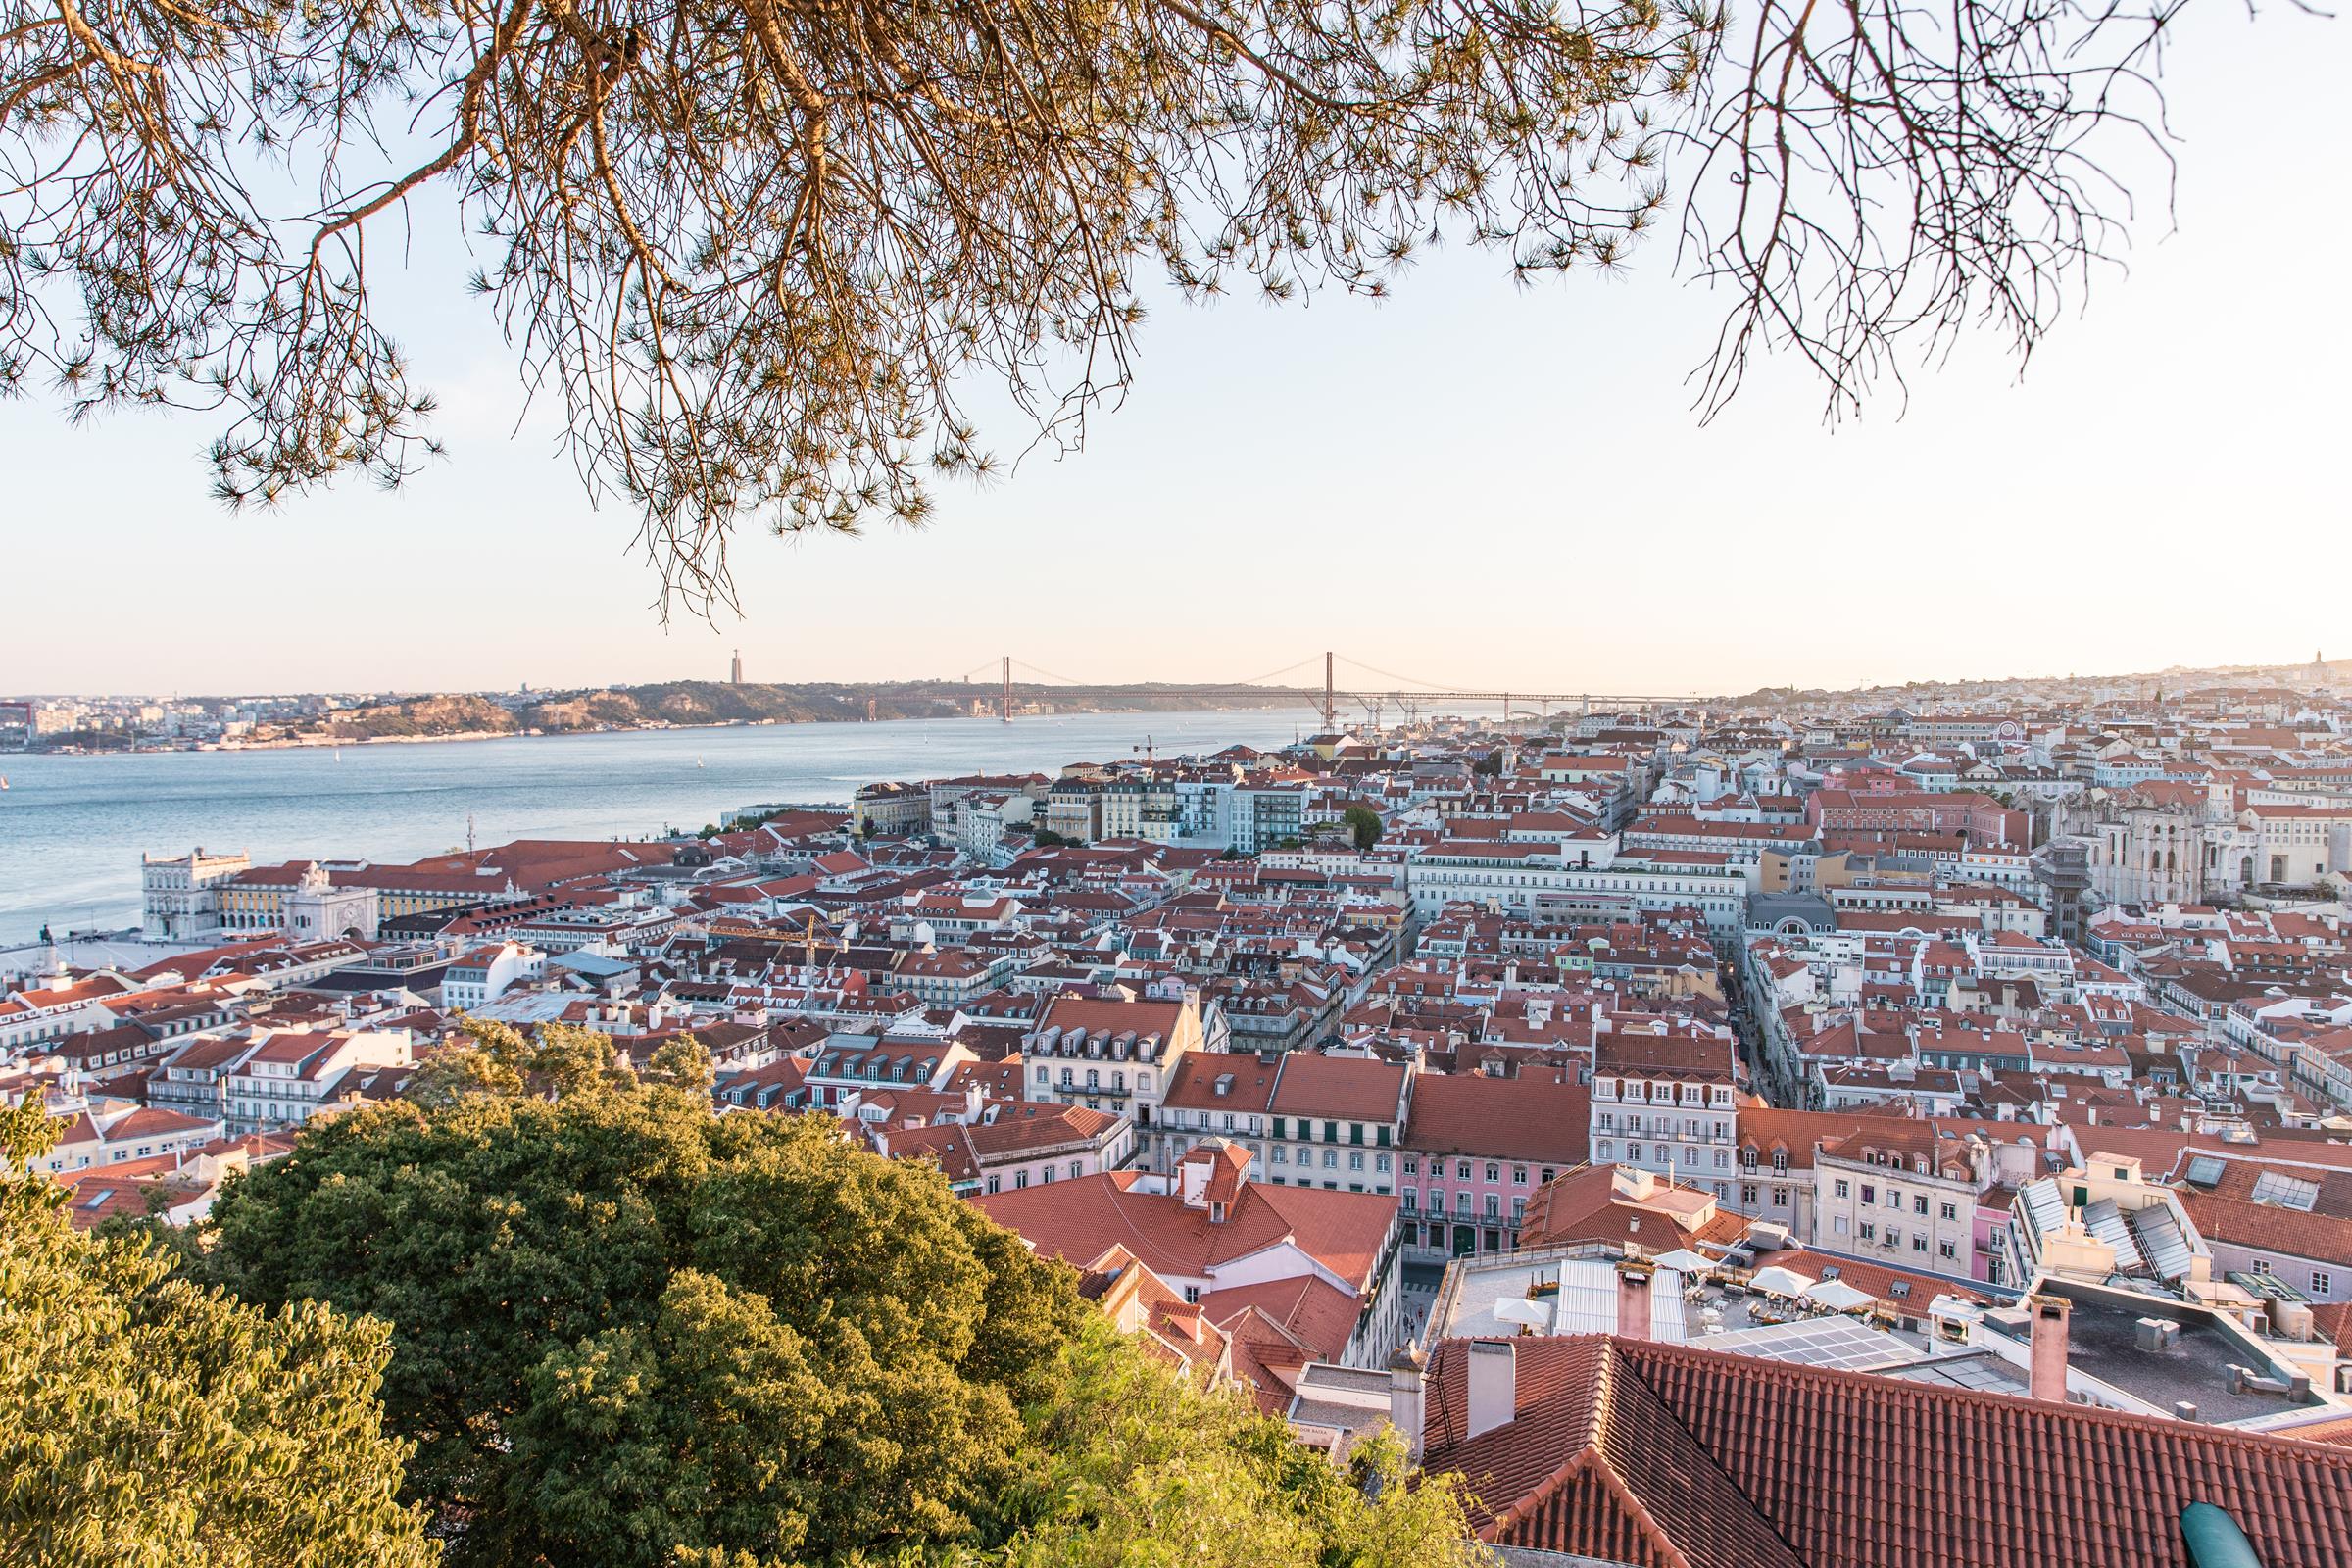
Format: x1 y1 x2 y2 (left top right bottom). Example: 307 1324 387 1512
1419 1336 2352 1568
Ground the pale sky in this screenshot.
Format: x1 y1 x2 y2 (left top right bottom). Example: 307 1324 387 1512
4 7 2345 700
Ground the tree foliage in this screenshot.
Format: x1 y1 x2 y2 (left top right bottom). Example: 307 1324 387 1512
991 1318 1491 1568
0 1100 437 1568
1342 803 1384 851
199 1024 1077 1566
2 0 2203 609
191 1022 1488 1565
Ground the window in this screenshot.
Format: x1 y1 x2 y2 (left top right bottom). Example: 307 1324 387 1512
1183 1285 1200 1303
1455 1191 1472 1215
1597 1140 1614 1160
1014 1171 1029 1190
1040 1167 1054 1185
1913 1235 1929 1252
2316 1271 2335 1296
1403 1157 1420 1176
1939 1241 1957 1261
1322 1149 1339 1169
1485 1163 1500 1183
1541 1167 1556 1184
1272 1146 1288 1164
1833 1216 1849 1236
1939 1201 1959 1222
1375 1152 1392 1173
1348 1152 1364 1171
1835 1180 1851 1199
1069 1161 1084 1180
1859 1223 1876 1242
1402 1190 1418 1212
1456 1161 1472 1180
1741 1184 1759 1206
1512 1165 1529 1186
1484 1194 1500 1219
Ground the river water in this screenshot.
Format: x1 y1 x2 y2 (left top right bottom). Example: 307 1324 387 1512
0 709 1322 943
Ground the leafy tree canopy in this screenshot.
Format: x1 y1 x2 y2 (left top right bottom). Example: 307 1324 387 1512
3 0 2201 610
1342 803 1384 851
0 1100 437 1568
196 1022 1486 1566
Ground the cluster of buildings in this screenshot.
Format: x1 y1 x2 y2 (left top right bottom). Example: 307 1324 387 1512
0 692 368 749
13 665 2352 1563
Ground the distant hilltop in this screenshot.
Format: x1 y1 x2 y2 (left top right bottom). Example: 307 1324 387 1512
272 679 1315 742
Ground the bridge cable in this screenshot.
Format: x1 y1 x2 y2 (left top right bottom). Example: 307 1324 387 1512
1331 654 1483 695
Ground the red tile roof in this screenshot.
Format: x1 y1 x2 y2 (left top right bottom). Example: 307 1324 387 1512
1268 1053 1407 1123
1402 1071 1590 1163
1419 1335 2352 1568
975 1169 1396 1288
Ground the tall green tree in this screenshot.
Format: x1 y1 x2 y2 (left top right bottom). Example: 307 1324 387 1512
0 1101 437 1568
200 1025 1084 1566
1342 804 1384 852
2 0 2212 610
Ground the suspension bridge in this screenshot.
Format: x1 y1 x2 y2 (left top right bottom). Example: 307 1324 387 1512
950 651 1695 732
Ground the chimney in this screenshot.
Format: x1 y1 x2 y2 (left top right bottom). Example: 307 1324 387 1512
2028 1294 2072 1402
1616 1259 1656 1342
1388 1345 1427 1463
1465 1340 1517 1442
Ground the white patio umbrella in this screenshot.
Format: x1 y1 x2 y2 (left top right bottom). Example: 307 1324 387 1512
1649 1248 1716 1275
1750 1265 1815 1298
1802 1278 1877 1313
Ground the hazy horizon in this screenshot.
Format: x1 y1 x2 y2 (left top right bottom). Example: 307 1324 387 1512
16 642 2341 706
5 4 2344 697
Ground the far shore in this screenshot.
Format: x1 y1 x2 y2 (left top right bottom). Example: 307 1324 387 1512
12 702 1319 759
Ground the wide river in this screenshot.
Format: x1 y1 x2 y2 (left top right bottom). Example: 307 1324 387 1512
0 709 1323 944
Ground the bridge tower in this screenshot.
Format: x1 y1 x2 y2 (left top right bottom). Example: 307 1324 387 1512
1323 650 1336 734
1001 656 1013 724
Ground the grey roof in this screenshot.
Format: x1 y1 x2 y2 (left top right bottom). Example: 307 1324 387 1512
1745 894 1836 933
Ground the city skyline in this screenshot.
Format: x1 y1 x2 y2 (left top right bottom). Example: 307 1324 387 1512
3 6 2343 698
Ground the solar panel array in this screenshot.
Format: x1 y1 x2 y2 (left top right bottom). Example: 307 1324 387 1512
1697 1315 1922 1372
2129 1201 2196 1282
